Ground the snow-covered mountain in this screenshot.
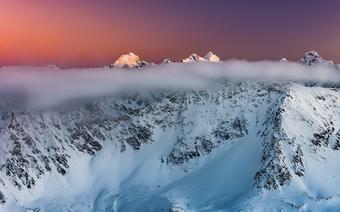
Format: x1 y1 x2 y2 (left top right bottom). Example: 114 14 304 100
1 68 340 211
280 58 288 62
110 53 150 69
162 58 175 64
182 53 207 63
204 51 220 62
299 51 334 66
182 51 220 63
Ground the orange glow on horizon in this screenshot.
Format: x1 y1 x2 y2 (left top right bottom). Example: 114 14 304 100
1 1 340 67
0 1 160 67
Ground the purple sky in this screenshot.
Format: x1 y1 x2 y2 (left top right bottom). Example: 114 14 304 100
1 0 340 67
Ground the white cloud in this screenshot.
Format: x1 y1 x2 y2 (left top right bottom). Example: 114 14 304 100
0 61 339 110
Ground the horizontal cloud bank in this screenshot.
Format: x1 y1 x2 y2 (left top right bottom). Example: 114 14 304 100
0 61 339 110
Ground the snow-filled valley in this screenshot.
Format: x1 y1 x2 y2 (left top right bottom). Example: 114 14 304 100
1 57 340 211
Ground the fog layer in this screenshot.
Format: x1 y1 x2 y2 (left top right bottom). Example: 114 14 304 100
0 61 339 109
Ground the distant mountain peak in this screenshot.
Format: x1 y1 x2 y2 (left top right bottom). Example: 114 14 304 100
113 52 141 68
204 51 220 62
182 53 207 63
182 52 220 63
299 51 334 66
111 52 150 69
162 58 175 64
47 63 61 69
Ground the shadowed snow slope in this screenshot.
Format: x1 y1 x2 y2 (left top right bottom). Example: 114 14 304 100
1 62 340 211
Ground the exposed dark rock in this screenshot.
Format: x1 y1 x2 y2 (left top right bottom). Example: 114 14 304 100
167 136 215 166
125 125 153 150
311 125 334 147
0 191 6 204
332 130 340 150
292 145 305 177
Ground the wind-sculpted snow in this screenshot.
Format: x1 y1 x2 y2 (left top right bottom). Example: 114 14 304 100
1 63 340 211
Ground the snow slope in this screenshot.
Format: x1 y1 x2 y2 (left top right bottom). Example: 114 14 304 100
1 62 340 211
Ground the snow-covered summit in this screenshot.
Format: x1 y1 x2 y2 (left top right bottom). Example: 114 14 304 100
114 52 140 68
204 51 220 62
182 52 220 63
162 58 175 64
299 51 334 66
182 53 207 63
112 52 150 69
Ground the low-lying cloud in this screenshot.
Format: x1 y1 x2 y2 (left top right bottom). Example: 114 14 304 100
0 61 339 110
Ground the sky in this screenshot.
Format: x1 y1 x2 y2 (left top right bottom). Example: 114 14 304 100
1 0 340 67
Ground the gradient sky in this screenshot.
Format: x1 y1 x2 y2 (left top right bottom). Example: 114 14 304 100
1 0 340 67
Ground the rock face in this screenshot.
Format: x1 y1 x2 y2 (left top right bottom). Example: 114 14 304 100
1 81 340 211
299 50 334 66
111 52 150 69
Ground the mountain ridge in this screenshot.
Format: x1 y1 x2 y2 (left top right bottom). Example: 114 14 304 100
106 50 338 70
1 79 340 211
